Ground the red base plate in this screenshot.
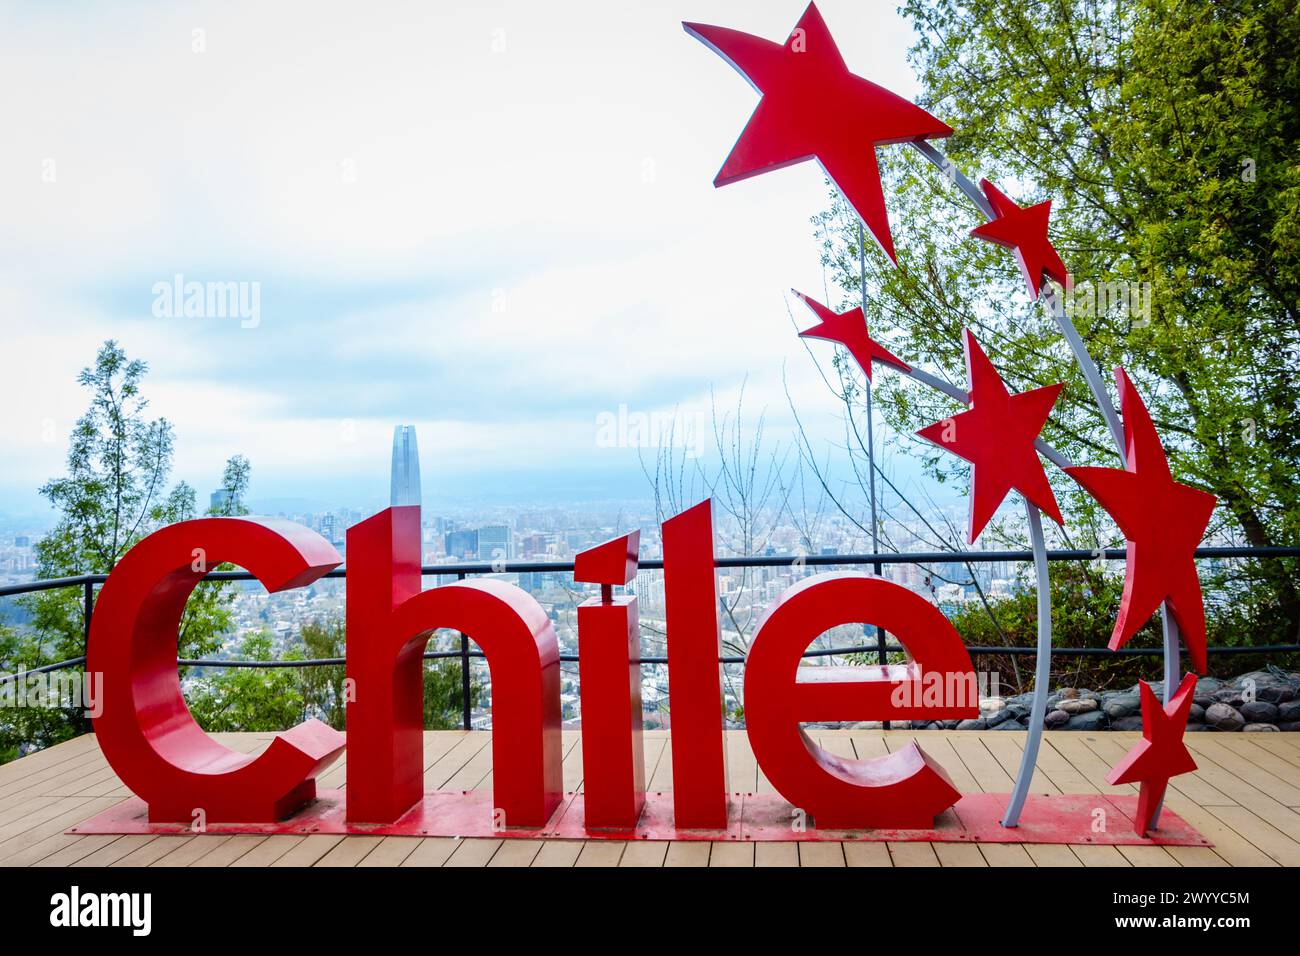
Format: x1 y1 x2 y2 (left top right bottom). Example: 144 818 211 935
68 791 1210 846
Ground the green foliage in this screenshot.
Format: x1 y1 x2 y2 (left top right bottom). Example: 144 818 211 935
424 655 482 730
186 632 305 733
813 0 1299 642
3 341 252 760
299 617 347 729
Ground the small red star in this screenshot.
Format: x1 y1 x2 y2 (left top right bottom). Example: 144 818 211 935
684 2 952 263
970 179 1068 299
917 329 1065 542
792 290 910 382
1106 673 1198 836
1065 369 1217 673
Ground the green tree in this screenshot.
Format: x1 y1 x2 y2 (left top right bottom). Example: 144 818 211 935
812 0 1299 643
11 341 251 755
424 657 481 730
299 616 347 729
186 631 305 733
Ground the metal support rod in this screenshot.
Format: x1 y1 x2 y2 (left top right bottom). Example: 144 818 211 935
1002 500 1053 827
858 221 889 680
458 572 472 731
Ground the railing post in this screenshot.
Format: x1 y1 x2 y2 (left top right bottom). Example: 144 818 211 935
80 579 94 733
83 579 94 649
872 557 889 730
458 572 471 731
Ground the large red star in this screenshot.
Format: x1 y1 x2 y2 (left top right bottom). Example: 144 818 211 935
792 290 910 382
917 329 1064 542
970 179 1068 299
1106 673 1198 837
684 2 952 263
1064 369 1217 673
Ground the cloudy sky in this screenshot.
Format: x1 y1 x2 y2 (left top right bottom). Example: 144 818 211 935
0 0 930 517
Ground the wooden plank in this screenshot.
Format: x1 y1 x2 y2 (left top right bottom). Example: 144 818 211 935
400 838 461 867
30 835 120 868
190 835 268 867
443 838 502 867
575 840 626 866
619 840 668 867
979 843 1034 867
1024 844 1083 867
1184 737 1300 806
356 836 420 867
488 839 543 867
270 834 344 867
1117 845 1180 867
708 841 754 867
1165 845 1229 867
934 842 988 867
799 842 847 867
1206 805 1300 866
531 839 584 867
1071 845 1131 867
1162 797 1277 867
113 836 195 867
664 841 710 867
230 836 302 867
314 836 385 867
946 737 1014 793
151 836 235 867
755 842 799 867
0 797 121 866
843 842 891 867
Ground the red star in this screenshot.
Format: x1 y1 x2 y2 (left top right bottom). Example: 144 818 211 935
916 329 1064 542
1106 673 1198 836
684 2 952 263
1064 369 1216 673
792 290 910 382
970 179 1068 299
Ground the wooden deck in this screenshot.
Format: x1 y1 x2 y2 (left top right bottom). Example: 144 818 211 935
2 729 1299 867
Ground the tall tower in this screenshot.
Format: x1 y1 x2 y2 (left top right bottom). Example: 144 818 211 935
390 425 421 507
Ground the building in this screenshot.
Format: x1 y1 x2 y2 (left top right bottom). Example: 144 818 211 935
445 529 478 559
477 525 511 563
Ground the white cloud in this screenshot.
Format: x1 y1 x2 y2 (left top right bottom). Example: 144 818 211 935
0 0 927 510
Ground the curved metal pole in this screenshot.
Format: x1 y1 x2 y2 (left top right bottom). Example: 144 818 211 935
1002 499 1053 826
908 137 1184 827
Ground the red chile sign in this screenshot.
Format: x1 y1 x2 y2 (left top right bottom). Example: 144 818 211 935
82 3 1214 842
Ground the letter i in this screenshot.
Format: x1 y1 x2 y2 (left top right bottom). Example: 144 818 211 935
575 531 646 828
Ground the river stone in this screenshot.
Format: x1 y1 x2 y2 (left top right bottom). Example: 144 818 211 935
1063 711 1108 731
1185 723 1210 732
1044 709 1070 729
1205 703 1245 732
1196 677 1224 696
1240 701 1280 724
1057 697 1098 715
1278 722 1300 732
993 719 1026 730
1103 693 1141 720
1110 716 1144 731
985 708 1017 728
1243 723 1279 732
956 718 987 730
1057 687 1080 699
1213 688 1246 707
1277 700 1300 723
1189 703 1205 723
1234 671 1297 704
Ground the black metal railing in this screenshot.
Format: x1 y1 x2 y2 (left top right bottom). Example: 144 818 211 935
1 545 1297 730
